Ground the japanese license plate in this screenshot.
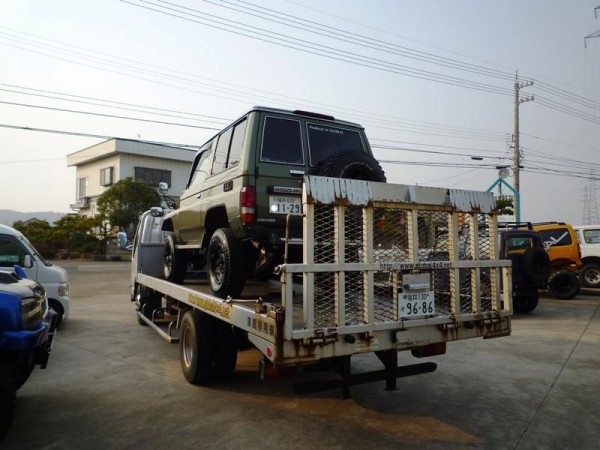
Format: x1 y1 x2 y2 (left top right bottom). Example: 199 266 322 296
399 291 435 318
399 273 435 318
269 195 302 215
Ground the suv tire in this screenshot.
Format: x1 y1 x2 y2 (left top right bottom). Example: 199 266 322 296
0 363 16 442
548 270 580 300
522 247 550 285
208 228 245 298
317 150 387 182
580 263 600 288
164 234 187 284
513 290 539 313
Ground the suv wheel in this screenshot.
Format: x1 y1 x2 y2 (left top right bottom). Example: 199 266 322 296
548 270 580 300
513 291 539 313
580 263 600 288
208 228 245 298
317 150 387 182
164 234 187 284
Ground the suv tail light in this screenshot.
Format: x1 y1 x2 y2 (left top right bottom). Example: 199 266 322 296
240 186 256 224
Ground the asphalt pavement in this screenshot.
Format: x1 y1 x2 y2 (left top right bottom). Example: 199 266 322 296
3 260 599 449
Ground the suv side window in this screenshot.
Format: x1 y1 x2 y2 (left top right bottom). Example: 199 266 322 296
307 122 365 166
188 149 213 190
583 229 600 243
227 118 247 168
211 117 248 174
260 117 304 164
212 127 234 175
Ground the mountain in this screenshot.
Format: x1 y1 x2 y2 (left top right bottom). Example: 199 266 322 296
0 210 69 226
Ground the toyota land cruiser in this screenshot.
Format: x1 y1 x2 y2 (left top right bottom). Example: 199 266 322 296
161 107 386 298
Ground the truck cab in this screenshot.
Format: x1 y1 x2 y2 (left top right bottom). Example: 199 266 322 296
0 224 70 327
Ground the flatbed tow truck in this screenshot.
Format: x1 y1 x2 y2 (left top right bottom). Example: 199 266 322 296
130 176 512 398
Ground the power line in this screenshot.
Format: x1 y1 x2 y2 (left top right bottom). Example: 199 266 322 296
121 0 514 96
0 122 200 149
0 100 222 130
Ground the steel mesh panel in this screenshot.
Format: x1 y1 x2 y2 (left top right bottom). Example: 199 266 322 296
344 206 364 263
345 272 366 325
433 268 453 315
418 211 450 261
314 204 335 263
372 208 408 323
314 271 336 327
373 208 409 261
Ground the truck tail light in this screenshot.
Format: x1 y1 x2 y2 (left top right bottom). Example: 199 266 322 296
240 186 256 225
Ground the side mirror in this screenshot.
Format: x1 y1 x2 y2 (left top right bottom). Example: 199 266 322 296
158 182 169 195
23 254 33 268
117 232 128 250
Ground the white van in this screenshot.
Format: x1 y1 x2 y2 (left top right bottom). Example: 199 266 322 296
0 224 70 326
573 225 600 288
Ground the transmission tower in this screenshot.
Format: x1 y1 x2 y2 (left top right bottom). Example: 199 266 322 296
584 6 600 47
582 170 600 224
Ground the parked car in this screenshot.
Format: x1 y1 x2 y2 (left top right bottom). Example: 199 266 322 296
161 107 386 298
498 228 550 313
573 225 600 288
0 268 57 441
0 225 70 327
519 222 582 300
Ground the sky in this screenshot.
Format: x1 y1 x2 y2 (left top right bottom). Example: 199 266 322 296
1 0 600 225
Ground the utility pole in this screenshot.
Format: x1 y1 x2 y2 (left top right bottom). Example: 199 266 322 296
513 75 534 194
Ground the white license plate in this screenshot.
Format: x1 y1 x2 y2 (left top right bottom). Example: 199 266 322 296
399 291 435 318
269 195 302 215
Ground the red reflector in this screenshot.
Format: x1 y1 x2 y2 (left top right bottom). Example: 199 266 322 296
266 346 272 358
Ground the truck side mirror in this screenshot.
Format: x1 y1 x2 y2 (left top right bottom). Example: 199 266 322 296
23 254 33 268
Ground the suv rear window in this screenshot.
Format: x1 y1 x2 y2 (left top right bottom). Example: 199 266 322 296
260 117 304 165
539 229 572 248
307 123 365 166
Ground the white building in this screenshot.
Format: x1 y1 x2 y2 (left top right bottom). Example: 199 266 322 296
67 139 196 217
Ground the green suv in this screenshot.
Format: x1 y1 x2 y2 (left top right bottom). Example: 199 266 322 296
161 107 386 297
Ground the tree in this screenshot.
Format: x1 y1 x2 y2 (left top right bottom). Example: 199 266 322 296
496 196 514 216
97 177 160 237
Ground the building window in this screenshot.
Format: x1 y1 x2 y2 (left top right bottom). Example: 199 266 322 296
100 167 114 186
134 167 171 187
76 177 88 200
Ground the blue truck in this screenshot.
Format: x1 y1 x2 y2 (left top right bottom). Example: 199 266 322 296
0 267 56 441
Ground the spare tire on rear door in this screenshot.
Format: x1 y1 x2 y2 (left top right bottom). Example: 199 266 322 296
521 247 550 286
317 151 387 182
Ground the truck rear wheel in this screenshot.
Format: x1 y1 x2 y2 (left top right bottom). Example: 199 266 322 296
207 228 245 298
180 310 217 385
164 233 187 284
179 311 238 385
0 363 16 442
